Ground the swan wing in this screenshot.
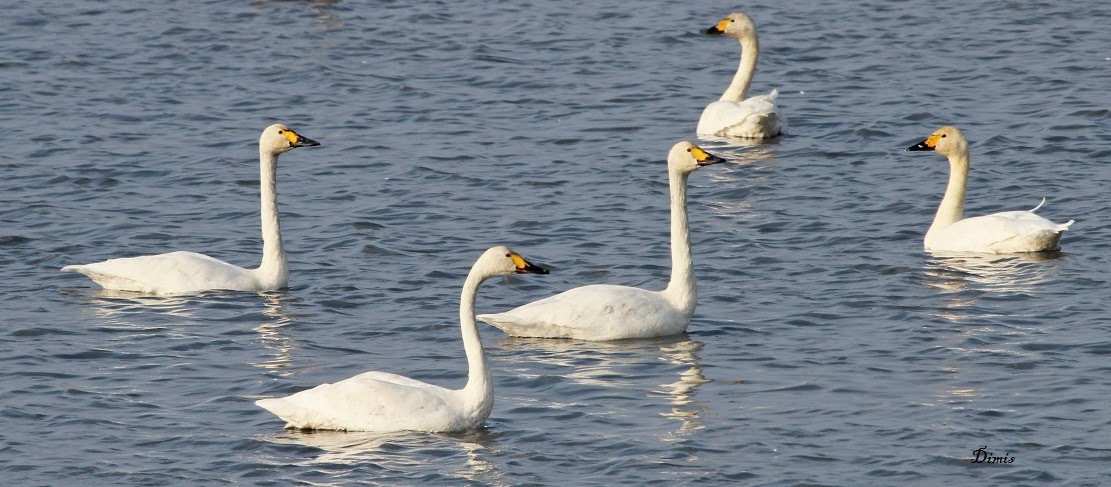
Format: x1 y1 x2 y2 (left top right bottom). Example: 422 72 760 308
62 251 256 294
478 284 687 340
929 209 1073 253
256 372 459 432
697 89 786 138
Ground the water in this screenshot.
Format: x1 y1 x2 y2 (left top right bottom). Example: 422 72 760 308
2 0 1109 485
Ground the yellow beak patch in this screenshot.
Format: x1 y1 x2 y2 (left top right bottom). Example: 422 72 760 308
924 133 943 149
509 253 528 270
282 130 301 145
715 19 731 31
690 146 711 162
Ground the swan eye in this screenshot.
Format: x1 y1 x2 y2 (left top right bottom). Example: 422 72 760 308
941 134 946 138
278 130 283 134
687 148 692 152
505 253 511 257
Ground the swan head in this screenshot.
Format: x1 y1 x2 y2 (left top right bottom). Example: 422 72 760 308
260 124 320 155
669 141 726 174
477 246 549 277
701 12 757 39
906 126 968 158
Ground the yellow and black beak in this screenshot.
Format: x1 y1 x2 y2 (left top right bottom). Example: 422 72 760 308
282 130 321 149
701 19 729 35
906 133 941 152
691 146 726 166
510 253 549 275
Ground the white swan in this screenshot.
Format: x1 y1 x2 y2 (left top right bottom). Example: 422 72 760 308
255 246 548 432
696 12 787 139
477 142 725 341
61 124 319 294
906 126 1074 253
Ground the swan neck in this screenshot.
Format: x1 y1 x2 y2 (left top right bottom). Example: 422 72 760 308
929 152 969 238
460 269 493 410
721 35 759 102
256 150 288 287
663 169 696 313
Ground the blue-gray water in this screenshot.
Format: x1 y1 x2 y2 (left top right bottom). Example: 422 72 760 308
2 1 1109 485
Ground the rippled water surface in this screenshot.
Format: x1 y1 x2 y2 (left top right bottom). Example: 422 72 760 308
2 1 1109 485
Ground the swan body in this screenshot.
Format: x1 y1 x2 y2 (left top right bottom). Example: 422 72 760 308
906 126 1074 253
696 12 786 139
61 124 319 294
478 142 724 341
256 246 548 433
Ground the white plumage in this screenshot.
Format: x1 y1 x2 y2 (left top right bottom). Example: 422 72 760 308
478 142 725 341
61 124 319 294
256 246 548 433
906 126 1074 253
696 12 786 139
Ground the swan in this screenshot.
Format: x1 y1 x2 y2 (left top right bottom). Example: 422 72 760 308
255 246 548 432
61 124 320 294
696 12 787 139
906 126 1074 253
477 142 725 341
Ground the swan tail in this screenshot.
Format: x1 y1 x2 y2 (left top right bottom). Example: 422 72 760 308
1029 197 1047 213
256 398 309 429
1057 219 1075 231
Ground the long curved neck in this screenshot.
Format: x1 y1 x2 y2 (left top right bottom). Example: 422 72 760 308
720 35 759 102
929 151 969 239
256 150 288 286
662 169 696 314
460 270 492 408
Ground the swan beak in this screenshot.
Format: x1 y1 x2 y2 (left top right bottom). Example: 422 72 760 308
906 133 941 152
691 146 726 166
510 254 549 275
291 134 320 148
283 130 321 148
701 19 729 35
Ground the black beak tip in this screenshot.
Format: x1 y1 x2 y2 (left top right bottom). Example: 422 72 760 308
300 138 321 147
699 154 727 166
517 264 549 275
906 142 930 152
701 27 723 35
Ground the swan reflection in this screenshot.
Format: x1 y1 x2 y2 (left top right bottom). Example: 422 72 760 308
651 340 712 439
923 251 1063 322
261 429 504 484
251 292 298 375
924 251 1062 292
495 336 711 436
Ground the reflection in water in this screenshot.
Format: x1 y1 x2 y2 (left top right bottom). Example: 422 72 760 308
85 289 196 321
653 340 712 439
251 292 298 375
253 0 344 30
69 288 300 372
700 143 774 221
923 251 1063 322
698 133 784 149
65 289 199 339
262 429 505 484
496 336 711 438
